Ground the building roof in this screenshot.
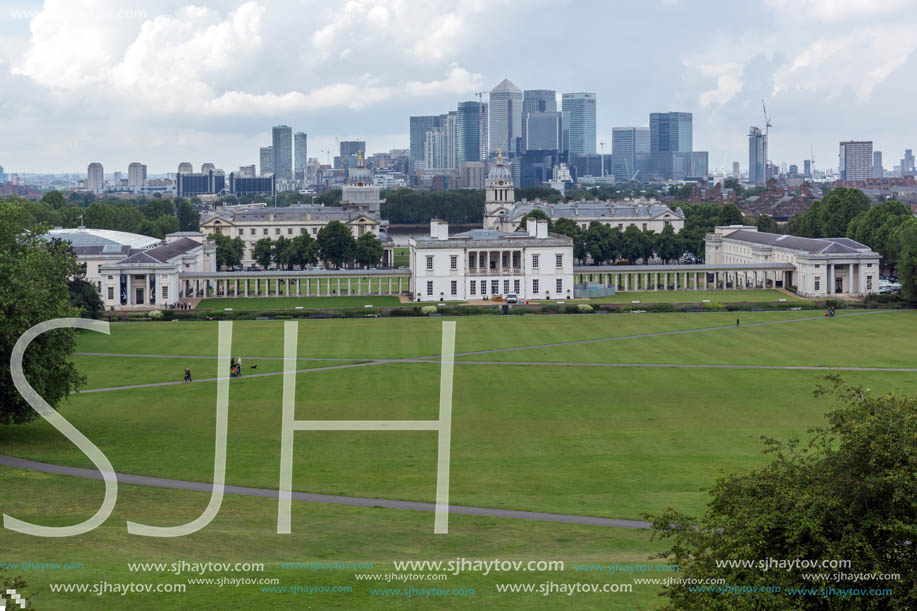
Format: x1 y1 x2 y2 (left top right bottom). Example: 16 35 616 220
46 227 160 252
201 205 381 225
506 202 683 222
118 237 202 264
723 229 873 255
414 228 572 246
491 78 521 93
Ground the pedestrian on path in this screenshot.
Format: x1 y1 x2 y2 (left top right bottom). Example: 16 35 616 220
736 318 740 327
184 368 192 383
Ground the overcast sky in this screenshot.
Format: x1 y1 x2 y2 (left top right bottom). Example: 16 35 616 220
1 0 916 175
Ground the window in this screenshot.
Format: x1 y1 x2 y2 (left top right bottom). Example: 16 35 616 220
215 226 222 234
491 280 498 294
514 279 520 293
162 286 169 300
867 276 873 290
426 281 433 296
287 228 293 235
532 254 539 268
238 229 244 236
250 228 255 235
502 253 508 267
480 280 486 295
618 223 623 230
555 254 563 268
97 264 102 273
275 228 281 235
300 228 305 234
107 287 114 300
867 263 873 268
556 278 563 293
451 280 457 296
814 277 821 291
426 256 434 270
532 279 539 293
450 255 457 270
468 253 476 268
263 228 268 235
815 264 820 268
470 280 476 295
312 228 318 235
503 279 509 293
642 223 647 230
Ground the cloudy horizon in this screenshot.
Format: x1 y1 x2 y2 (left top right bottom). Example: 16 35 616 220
1 0 915 175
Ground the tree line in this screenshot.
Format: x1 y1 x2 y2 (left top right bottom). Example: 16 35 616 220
210 221 384 271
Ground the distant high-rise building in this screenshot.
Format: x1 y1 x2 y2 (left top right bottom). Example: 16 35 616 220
424 128 446 169
201 162 215 174
732 161 740 177
0 165 5 182
901 149 915 176
410 116 439 172
524 112 563 152
562 93 597 155
272 125 293 181
489 78 523 155
612 127 650 181
839 141 873 181
456 101 486 164
294 132 307 180
340 140 366 160
650 112 692 154
872 151 883 178
748 126 766 185
87 162 104 193
178 162 193 174
259 146 273 176
522 90 557 153
804 159 812 177
127 162 146 187
239 165 256 178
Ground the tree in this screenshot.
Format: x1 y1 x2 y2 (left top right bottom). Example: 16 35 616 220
68 278 104 319
848 201 911 273
253 237 274 269
788 188 870 238
638 229 656 264
620 224 643 263
654 223 681 263
891 217 917 302
41 190 66 209
515 186 563 203
176 199 199 232
649 376 917 610
141 198 173 220
553 217 587 263
289 233 316 269
211 233 243 270
0 201 83 425
517 208 553 231
723 177 746 197
316 221 356 268
584 222 620 265
715 203 745 227
272 235 294 270
755 213 779 233
354 232 383 267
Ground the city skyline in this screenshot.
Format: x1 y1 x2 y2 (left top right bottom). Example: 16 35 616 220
2 1 917 173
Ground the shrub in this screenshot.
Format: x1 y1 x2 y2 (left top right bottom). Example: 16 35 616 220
147 310 163 319
421 305 437 315
577 304 594 313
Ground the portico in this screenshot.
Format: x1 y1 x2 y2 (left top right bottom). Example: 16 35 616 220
574 263 795 294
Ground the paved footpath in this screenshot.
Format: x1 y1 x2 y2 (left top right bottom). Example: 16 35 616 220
0 455 650 530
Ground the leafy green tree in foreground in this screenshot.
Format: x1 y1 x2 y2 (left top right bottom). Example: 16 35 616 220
253 237 274 269
68 278 104 319
317 221 357 268
648 376 916 610
354 232 383 267
0 201 83 425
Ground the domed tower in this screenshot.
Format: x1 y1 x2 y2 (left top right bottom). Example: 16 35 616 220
483 151 515 230
341 150 382 215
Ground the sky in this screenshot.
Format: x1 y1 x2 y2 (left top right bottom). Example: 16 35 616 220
1 0 916 175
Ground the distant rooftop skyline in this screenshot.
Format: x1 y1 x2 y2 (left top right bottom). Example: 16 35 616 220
1 0 916 173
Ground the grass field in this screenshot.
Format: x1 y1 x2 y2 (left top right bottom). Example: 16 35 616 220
393 247 410 267
587 289 802 304
2 309 914 609
196 296 403 310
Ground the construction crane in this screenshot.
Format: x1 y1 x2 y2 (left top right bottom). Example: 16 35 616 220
761 99 772 181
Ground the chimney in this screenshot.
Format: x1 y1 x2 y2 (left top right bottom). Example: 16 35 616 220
536 220 548 239
526 219 537 237
269 212 275 222
431 218 449 241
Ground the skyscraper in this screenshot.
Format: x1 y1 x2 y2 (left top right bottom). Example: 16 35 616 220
732 161 741 178
260 146 273 176
410 116 439 172
127 162 146 187
650 112 692 154
294 132 307 180
177 162 193 174
456 101 486 164
872 151 883 178
901 149 914 176
522 90 557 153
524 112 563 152
87 162 104 193
0 165 5 182
561 93 597 155
839 141 872 181
748 126 766 185
272 125 293 181
201 163 215 174
804 159 812 177
489 79 523 155
611 127 650 181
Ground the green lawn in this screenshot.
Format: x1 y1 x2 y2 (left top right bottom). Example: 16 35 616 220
196 296 403 310
587 289 802 304
393 247 410 267
2 310 913 610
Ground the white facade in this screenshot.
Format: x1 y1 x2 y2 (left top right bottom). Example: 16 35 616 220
410 219 574 302
705 225 880 298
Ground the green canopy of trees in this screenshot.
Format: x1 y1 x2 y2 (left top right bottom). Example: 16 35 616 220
649 376 916 610
381 189 484 224
317 221 357 268
787 187 870 238
0 201 84 425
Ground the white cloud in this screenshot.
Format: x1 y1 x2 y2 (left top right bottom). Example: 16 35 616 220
766 0 913 21
696 63 744 107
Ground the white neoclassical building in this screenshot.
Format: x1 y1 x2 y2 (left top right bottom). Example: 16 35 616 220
410 218 574 302
99 232 216 308
705 225 880 298
482 156 685 233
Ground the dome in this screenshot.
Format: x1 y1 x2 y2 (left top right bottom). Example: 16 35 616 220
487 161 512 185
348 166 373 186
